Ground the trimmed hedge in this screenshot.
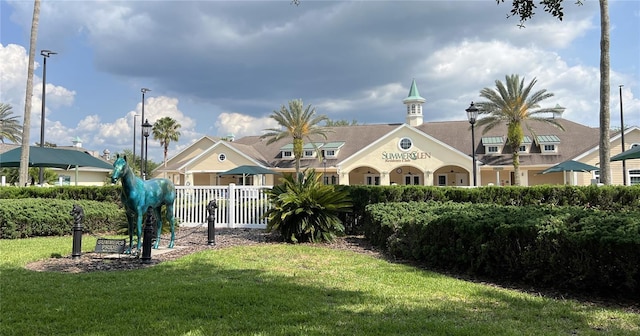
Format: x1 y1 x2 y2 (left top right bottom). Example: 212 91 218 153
366 201 640 298
0 185 121 202
346 185 640 234
0 199 126 239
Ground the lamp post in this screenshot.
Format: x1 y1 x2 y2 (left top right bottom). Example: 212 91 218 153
140 88 151 178
323 158 327 184
39 50 57 185
132 114 140 174
619 85 626 186
142 119 152 180
466 102 479 187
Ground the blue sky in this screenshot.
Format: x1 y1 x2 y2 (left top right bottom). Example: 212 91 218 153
1 0 639 163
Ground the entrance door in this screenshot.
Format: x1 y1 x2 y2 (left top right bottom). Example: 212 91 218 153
456 173 468 186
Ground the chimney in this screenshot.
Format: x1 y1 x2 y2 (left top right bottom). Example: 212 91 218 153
552 104 565 119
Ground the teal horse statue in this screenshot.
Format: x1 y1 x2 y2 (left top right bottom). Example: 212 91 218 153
111 155 177 253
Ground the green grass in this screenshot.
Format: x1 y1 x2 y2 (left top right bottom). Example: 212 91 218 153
1 237 638 335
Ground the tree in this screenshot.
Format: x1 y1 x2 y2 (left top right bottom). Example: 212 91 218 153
19 0 41 187
261 99 330 178
0 103 23 144
497 0 611 184
475 74 565 186
151 117 181 167
324 119 359 127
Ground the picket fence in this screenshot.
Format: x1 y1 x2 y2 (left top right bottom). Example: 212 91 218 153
174 184 272 228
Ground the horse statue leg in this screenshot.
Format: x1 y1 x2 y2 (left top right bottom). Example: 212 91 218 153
135 210 144 253
153 207 162 249
166 202 176 248
125 208 136 254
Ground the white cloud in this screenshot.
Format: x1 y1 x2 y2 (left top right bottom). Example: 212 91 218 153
215 112 277 138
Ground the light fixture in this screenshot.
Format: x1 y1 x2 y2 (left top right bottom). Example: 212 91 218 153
39 49 57 185
466 102 479 186
142 119 152 180
140 88 151 178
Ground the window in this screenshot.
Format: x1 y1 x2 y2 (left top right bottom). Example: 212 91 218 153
593 170 600 183
518 145 527 153
404 175 420 185
411 104 416 114
304 150 314 158
437 175 447 186
544 144 555 151
631 143 639 149
487 146 499 153
218 153 226 162
399 137 413 151
325 150 336 157
630 170 640 185
365 175 380 185
282 151 292 158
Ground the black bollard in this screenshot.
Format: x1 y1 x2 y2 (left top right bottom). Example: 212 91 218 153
141 207 154 263
70 204 84 259
207 200 218 246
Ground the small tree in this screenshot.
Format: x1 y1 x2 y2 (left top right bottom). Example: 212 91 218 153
0 103 22 144
264 169 351 243
476 74 565 186
261 99 330 178
151 117 181 167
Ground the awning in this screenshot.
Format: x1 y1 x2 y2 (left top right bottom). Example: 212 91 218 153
0 146 113 170
610 146 640 162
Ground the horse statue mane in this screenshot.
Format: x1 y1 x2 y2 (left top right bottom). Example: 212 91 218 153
111 154 177 254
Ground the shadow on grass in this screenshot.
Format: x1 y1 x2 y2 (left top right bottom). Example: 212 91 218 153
2 249 638 336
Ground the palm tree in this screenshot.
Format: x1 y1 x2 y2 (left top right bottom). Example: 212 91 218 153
19 0 41 186
0 103 23 143
151 117 181 167
475 74 565 186
261 99 330 178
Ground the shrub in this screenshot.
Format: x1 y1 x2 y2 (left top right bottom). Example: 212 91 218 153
264 169 351 243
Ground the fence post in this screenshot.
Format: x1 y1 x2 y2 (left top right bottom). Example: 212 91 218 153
228 183 236 228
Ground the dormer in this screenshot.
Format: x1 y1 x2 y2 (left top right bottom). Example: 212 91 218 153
518 136 532 154
279 144 294 159
481 136 505 155
321 142 345 158
536 135 561 154
302 143 325 159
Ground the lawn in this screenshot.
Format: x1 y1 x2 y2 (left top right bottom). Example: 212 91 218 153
0 236 638 335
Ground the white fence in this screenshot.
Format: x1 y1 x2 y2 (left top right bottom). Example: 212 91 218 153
174 184 272 228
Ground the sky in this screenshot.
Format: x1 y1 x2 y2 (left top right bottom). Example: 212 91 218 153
1 0 639 163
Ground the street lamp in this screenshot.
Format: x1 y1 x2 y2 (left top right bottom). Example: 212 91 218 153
140 88 151 178
322 157 327 184
132 114 140 173
39 49 57 185
619 85 626 186
142 119 152 180
466 102 479 187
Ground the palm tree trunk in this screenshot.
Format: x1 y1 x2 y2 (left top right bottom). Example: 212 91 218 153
19 0 40 187
598 0 611 185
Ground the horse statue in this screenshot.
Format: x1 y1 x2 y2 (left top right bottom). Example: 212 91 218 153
111 154 176 253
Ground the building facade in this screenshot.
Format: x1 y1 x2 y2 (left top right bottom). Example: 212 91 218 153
154 81 640 187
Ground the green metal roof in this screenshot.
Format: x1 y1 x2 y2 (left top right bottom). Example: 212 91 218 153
522 136 532 144
481 136 504 145
402 79 426 103
536 135 561 143
303 142 325 149
322 142 345 150
279 144 294 150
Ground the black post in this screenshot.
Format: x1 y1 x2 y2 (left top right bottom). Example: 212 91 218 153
141 207 154 262
207 200 218 246
471 122 476 186
39 50 56 185
70 204 84 259
619 85 626 185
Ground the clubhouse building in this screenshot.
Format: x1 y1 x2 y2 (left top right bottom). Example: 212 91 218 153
153 81 640 187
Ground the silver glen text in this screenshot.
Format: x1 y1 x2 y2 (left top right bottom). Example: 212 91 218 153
382 151 432 162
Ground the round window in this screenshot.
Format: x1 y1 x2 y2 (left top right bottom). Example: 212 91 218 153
398 137 413 151
218 153 226 162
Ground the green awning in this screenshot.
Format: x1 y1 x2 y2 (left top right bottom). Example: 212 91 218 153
0 146 113 170
610 145 640 161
